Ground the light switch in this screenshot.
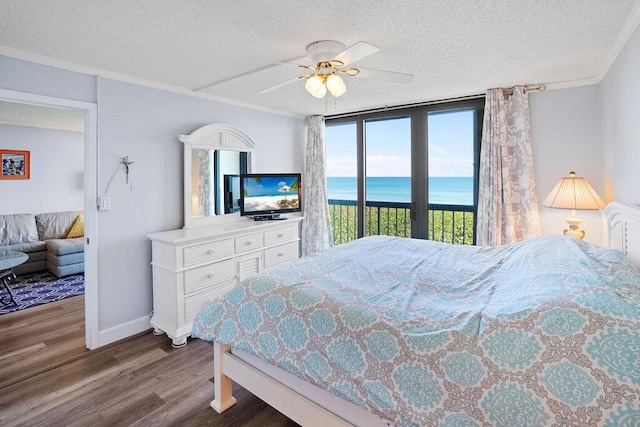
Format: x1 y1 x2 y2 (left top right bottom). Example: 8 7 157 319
98 196 111 211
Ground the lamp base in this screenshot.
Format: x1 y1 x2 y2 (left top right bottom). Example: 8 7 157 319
564 215 585 240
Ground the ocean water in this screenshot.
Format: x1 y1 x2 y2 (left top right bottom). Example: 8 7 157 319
327 176 473 206
243 176 300 197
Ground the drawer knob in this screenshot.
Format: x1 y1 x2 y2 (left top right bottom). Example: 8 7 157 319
278 233 285 238
208 273 215 279
278 252 285 257
247 240 254 246
207 250 215 255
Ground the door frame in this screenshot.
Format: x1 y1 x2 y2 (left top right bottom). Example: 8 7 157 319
0 88 99 349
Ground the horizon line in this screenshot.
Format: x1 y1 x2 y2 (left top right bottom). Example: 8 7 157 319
326 175 474 178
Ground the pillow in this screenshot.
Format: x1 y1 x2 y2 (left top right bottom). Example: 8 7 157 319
66 214 84 239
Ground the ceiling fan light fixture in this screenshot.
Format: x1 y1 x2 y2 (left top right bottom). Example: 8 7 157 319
326 74 347 97
252 40 414 99
305 75 327 98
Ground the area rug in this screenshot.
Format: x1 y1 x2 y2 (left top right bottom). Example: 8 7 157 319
0 271 84 315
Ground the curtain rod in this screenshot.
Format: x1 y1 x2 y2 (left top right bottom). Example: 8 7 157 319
324 93 485 120
324 83 547 120
502 84 547 95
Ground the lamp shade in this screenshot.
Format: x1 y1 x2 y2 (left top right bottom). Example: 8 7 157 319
325 74 346 97
305 75 327 98
542 171 605 210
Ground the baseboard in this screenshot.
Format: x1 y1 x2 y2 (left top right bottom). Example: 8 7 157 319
97 315 151 347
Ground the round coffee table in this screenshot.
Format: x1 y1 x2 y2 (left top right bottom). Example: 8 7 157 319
0 250 28 308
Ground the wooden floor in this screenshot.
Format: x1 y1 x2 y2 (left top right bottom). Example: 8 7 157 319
0 295 88 389
0 296 298 426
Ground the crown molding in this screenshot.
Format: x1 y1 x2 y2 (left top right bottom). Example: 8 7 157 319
0 47 305 120
595 0 640 82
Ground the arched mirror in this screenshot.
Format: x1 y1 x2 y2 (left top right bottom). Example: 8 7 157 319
180 124 257 228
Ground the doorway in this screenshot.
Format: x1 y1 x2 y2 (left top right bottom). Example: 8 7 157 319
0 89 99 385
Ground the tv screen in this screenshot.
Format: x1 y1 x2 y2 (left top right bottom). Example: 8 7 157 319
240 173 302 218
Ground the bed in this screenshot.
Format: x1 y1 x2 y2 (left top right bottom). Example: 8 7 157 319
192 202 640 426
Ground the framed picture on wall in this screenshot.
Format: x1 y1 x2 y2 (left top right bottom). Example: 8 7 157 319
0 149 30 180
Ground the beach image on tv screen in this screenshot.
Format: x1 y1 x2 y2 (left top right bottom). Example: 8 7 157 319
243 176 300 212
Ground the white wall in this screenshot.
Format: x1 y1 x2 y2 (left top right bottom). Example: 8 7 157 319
527 22 640 245
1 55 305 339
0 124 84 215
599 23 640 206
529 85 604 245
0 56 95 103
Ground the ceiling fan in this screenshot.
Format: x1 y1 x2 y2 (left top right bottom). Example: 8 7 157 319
259 40 414 98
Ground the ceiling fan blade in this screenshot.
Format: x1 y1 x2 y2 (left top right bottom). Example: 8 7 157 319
194 64 281 91
268 61 315 71
194 56 308 92
259 76 303 94
354 68 414 84
331 42 380 66
248 58 311 68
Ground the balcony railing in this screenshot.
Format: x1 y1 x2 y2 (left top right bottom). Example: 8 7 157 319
328 199 475 245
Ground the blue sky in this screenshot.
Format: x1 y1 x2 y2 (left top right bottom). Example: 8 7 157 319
325 110 475 177
243 176 298 196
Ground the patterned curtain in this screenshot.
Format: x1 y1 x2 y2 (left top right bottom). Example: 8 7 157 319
476 87 541 246
197 149 214 217
302 116 334 256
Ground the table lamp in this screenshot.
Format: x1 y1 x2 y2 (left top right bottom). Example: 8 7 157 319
542 171 605 239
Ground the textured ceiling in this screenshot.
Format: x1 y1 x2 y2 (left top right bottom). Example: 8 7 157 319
0 101 84 132
1 0 638 117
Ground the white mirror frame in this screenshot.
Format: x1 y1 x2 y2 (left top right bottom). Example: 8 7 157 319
180 123 257 229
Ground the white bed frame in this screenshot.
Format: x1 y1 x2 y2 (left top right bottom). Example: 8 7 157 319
604 202 640 268
210 202 640 426
212 343 352 426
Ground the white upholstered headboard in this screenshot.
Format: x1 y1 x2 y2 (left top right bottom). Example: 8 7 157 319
604 202 640 268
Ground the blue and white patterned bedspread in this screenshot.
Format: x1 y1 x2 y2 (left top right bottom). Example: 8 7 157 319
192 235 640 426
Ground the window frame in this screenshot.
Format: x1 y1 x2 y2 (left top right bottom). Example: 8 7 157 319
326 97 484 243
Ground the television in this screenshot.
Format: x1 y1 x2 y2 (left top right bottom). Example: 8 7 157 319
240 173 302 220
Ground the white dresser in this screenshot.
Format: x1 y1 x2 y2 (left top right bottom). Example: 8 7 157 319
147 216 303 347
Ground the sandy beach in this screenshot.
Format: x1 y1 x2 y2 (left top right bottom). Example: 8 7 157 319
244 195 299 211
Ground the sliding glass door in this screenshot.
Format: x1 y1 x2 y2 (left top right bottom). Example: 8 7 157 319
425 108 481 244
365 116 412 238
326 122 358 244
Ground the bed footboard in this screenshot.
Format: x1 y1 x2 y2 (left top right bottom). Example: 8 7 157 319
211 342 352 426
211 342 237 413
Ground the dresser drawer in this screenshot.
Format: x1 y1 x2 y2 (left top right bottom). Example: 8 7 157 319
264 224 298 246
264 241 299 268
184 239 233 267
235 232 263 253
184 283 234 320
184 259 235 293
